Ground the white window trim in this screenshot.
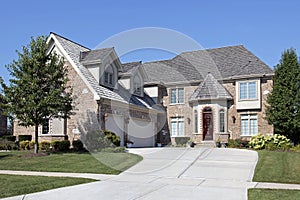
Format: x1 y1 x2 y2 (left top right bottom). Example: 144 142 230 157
194 110 198 134
240 114 258 136
170 88 185 105
238 80 258 101
170 117 184 137
219 109 225 133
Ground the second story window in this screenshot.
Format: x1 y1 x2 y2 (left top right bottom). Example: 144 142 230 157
133 75 142 96
170 88 184 104
239 81 257 100
104 65 114 86
42 119 49 134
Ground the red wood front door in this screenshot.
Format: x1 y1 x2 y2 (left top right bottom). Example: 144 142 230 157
203 108 213 140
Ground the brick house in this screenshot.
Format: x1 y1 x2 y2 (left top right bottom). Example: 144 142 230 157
14 33 163 147
142 45 274 145
14 33 273 146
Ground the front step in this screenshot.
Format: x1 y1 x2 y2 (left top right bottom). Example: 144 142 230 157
194 141 216 148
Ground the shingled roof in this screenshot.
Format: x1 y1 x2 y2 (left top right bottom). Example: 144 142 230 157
80 48 113 64
120 61 142 76
189 73 232 101
143 45 273 85
51 33 157 110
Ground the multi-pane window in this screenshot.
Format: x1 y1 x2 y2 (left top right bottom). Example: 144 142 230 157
170 88 184 104
194 110 198 133
219 109 225 132
239 81 257 100
42 119 49 134
241 114 258 136
170 117 184 137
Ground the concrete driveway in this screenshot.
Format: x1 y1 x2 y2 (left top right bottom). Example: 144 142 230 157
2 148 258 200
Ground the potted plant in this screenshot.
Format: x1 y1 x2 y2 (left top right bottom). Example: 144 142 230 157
216 136 221 148
188 139 195 148
126 140 134 148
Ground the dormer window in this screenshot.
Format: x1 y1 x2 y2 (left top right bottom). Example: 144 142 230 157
133 75 142 96
104 64 114 86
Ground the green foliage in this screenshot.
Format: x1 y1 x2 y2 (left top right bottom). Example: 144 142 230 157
18 135 32 142
175 137 190 145
103 130 120 147
51 140 70 152
0 36 73 153
19 140 31 150
228 138 249 148
100 147 126 153
39 141 50 151
0 140 18 150
291 144 300 152
72 140 85 151
0 135 16 142
249 134 291 151
82 130 120 152
266 48 300 144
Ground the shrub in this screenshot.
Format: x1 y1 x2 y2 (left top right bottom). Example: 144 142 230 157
0 140 18 150
81 130 118 152
101 147 126 153
249 134 292 151
72 140 84 151
291 144 300 152
51 140 70 152
175 137 190 145
18 135 32 142
19 140 31 150
1 135 16 142
39 141 51 151
103 130 120 147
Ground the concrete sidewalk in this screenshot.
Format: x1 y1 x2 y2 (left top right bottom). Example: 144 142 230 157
1 148 300 200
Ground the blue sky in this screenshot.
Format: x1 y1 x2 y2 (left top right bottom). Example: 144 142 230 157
1 0 300 83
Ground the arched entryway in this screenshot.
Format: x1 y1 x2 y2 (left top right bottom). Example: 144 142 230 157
202 107 213 140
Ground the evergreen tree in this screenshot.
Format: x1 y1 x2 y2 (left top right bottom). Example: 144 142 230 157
0 36 73 153
266 48 300 144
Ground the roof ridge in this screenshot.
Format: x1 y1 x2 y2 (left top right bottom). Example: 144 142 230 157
50 32 90 50
179 45 244 55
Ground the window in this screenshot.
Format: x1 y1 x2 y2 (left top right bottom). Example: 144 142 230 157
42 119 49 134
170 88 184 104
194 110 198 133
219 109 225 132
104 65 114 86
239 81 257 100
170 117 184 137
241 114 258 136
133 75 142 95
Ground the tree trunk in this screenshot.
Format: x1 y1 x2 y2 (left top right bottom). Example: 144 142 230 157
34 123 39 154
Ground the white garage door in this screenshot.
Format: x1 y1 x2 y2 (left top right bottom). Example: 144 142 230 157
106 115 124 146
128 119 155 147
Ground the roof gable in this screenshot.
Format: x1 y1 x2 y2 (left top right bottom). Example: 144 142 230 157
189 73 232 101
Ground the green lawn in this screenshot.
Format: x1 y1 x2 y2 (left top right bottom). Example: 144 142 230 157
248 189 300 200
0 151 142 174
253 151 300 184
0 174 95 198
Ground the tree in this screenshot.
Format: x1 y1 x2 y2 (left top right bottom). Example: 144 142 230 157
266 48 300 144
0 36 73 153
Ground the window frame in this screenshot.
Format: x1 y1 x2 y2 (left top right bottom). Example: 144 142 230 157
133 75 142 96
240 114 258 136
170 88 184 105
104 64 114 87
239 81 258 101
42 119 50 135
170 117 184 137
194 110 198 133
219 109 225 133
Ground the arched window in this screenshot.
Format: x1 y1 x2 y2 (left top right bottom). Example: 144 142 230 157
133 75 142 95
219 109 225 132
104 64 114 86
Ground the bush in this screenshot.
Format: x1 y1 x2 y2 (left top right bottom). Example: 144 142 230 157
228 138 249 148
175 137 190 145
0 140 18 150
101 147 126 153
19 140 31 150
1 135 16 142
72 140 84 151
291 144 300 152
249 134 292 151
104 130 120 147
51 140 70 152
39 141 51 151
18 135 32 142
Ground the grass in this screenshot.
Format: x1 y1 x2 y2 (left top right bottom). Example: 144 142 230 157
0 151 142 174
253 151 300 184
248 189 300 200
0 174 95 198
